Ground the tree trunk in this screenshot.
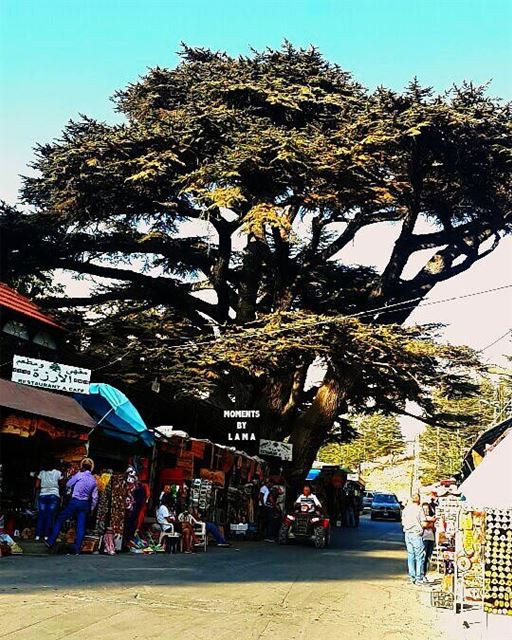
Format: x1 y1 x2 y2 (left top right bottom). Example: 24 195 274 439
286 365 349 499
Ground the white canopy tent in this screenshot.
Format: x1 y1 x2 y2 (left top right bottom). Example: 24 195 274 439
458 430 512 509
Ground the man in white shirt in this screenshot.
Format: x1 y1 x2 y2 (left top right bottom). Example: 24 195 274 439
259 480 274 542
402 494 428 584
295 485 322 514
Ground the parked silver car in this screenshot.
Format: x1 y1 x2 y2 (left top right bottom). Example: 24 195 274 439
362 490 374 511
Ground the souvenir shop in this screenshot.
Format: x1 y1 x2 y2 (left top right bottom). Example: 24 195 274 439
70 384 156 554
72 431 268 555
430 429 512 634
0 380 157 555
153 432 268 540
0 378 96 538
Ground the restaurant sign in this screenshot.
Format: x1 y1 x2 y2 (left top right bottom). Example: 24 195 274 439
12 355 91 394
259 439 293 461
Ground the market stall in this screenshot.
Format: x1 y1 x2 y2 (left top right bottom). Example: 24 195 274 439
73 383 156 553
430 430 512 634
458 430 512 618
153 430 268 542
0 378 96 541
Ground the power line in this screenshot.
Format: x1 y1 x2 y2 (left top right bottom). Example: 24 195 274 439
478 329 511 353
1 283 511 373
153 282 512 356
92 349 135 372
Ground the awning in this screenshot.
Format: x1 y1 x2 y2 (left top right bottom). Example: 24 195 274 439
0 378 96 429
306 468 321 481
75 383 154 447
459 430 512 509
461 417 512 480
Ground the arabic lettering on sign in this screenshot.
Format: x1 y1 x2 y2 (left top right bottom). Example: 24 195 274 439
11 355 91 394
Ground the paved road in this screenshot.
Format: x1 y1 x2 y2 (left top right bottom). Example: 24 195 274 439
0 515 449 640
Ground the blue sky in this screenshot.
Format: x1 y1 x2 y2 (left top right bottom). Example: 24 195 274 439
1 0 511 384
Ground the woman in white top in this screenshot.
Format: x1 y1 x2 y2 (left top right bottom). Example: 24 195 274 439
35 459 62 540
156 494 176 532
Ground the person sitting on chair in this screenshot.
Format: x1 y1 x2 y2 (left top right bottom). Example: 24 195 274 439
177 510 202 554
156 493 176 532
190 508 230 547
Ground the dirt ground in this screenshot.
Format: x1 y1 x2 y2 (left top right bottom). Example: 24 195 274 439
0 515 504 640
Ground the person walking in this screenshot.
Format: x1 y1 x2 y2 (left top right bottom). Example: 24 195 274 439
34 459 62 541
345 491 357 528
46 458 98 555
401 494 428 585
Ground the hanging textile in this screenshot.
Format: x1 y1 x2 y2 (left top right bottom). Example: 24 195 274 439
176 451 194 480
222 451 234 472
124 466 139 512
94 473 113 535
135 483 150 532
110 474 126 536
1 414 36 437
199 468 225 487
191 440 206 458
60 445 87 462
124 482 147 543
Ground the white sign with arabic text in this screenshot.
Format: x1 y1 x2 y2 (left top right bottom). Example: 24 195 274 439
12 355 91 394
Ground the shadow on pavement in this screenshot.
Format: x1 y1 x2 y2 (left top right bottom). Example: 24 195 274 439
0 516 409 595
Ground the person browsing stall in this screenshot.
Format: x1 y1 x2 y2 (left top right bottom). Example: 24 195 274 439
402 494 429 585
259 479 275 542
422 500 436 577
34 459 62 541
46 458 98 555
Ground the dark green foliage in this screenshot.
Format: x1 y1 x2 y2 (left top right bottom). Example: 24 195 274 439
2 44 511 476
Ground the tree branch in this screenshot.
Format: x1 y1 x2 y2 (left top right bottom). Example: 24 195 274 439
55 259 220 322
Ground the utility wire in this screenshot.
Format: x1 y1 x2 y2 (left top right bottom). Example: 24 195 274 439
4 283 508 372
478 329 511 353
156 283 512 355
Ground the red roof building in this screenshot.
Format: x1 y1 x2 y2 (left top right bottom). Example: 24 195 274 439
0 282 64 358
0 282 62 330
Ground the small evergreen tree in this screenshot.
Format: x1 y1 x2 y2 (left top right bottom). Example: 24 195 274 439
319 412 405 468
419 375 512 483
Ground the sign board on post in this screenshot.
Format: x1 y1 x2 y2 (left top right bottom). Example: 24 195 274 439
12 355 91 394
259 439 293 461
347 473 359 481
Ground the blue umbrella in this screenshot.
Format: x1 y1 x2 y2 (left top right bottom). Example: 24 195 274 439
75 383 154 447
